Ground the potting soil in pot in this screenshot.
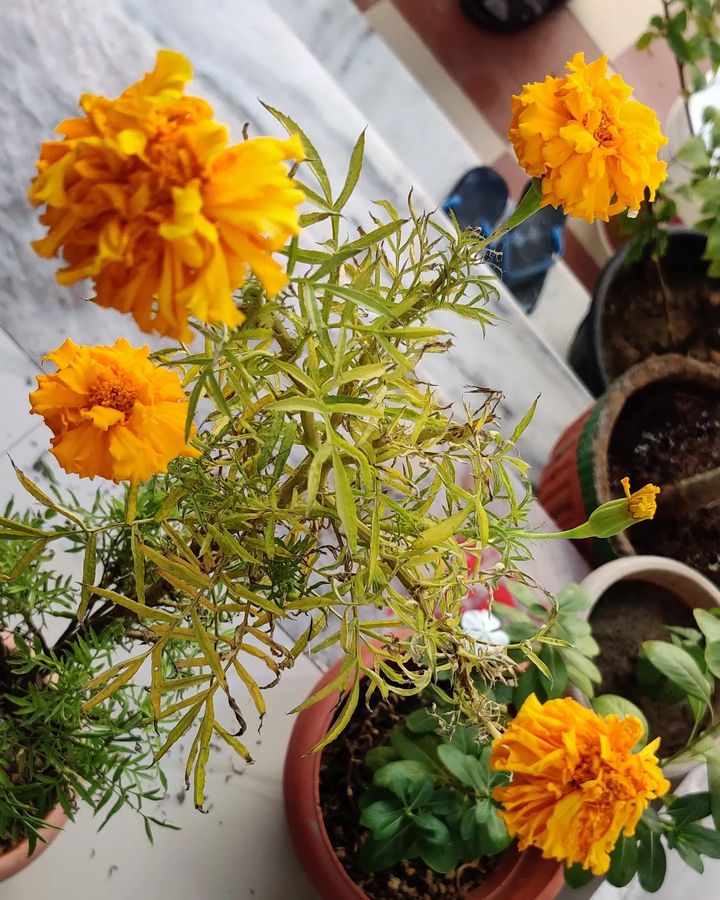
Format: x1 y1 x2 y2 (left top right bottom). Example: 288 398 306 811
608 380 720 585
601 259 720 382
319 692 498 899
589 580 699 757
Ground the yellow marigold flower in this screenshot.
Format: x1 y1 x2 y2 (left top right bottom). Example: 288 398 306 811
490 694 669 875
29 338 200 483
622 476 660 521
509 53 667 222
28 50 305 341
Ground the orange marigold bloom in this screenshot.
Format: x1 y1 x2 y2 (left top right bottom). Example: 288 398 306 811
28 50 305 341
509 53 667 222
29 338 200 483
490 694 669 875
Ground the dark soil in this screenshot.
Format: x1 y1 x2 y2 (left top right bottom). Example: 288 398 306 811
319 692 498 899
608 381 720 585
601 258 720 382
589 580 699 756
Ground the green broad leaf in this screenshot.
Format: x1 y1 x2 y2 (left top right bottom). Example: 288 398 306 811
359 798 406 840
474 799 512 855
359 824 416 872
591 695 649 746
415 814 457 873
449 724 482 755
365 746 399 771
675 838 704 873
332 448 357 552
668 792 712 827
642 641 712 705
607 832 639 888
680 823 720 858
636 31 655 51
405 707 440 734
390 726 440 771
437 744 488 793
705 640 720 678
424 789 459 816
706 747 720 830
556 585 594 613
564 863 595 888
334 129 365 211
638 830 666 893
677 135 710 168
374 760 435 806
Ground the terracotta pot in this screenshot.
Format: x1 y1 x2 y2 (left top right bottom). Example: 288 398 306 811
573 555 720 781
0 804 67 882
538 354 720 566
283 657 564 900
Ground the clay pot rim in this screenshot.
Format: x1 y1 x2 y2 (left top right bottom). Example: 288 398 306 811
577 554 720 780
591 353 720 556
0 803 67 882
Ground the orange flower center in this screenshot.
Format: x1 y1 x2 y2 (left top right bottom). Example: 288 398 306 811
593 112 613 144
87 373 139 418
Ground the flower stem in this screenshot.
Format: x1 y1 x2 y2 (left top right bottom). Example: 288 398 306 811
485 179 544 245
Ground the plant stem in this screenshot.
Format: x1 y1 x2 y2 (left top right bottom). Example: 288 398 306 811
656 467 720 518
653 255 678 345
662 0 694 135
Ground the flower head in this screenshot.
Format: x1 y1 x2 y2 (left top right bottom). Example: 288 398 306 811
509 53 667 222
490 694 669 875
622 476 660 521
29 338 200 483
29 50 305 341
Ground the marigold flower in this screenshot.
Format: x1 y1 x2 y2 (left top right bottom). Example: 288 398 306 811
29 50 305 341
509 53 667 222
622 476 660 521
29 338 200 483
490 694 669 875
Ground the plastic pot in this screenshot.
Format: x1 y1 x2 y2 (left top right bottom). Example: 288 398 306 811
574 555 720 781
283 656 564 900
568 229 710 397
538 353 720 566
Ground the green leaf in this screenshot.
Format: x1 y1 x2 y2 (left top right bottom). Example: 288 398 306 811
334 130 365 211
706 748 720 830
332 448 357 552
668 792 712 827
390 726 440 770
677 135 710 168
680 823 720 858
705 640 720 678
636 31 655 51
564 863 595 888
260 102 332 201
359 823 416 872
437 744 488 793
510 395 539 444
360 798 406 840
374 760 435 806
311 220 406 280
405 707 440 734
638 829 666 893
415 814 457 873
473 798 512 855
311 282 394 318
408 504 472 555
607 832 639 888
643 640 712 704
591 694 649 746
365 746 400 771
12 464 86 528
675 838 704 873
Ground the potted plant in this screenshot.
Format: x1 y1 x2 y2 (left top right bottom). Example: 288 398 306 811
0 47 675 889
569 0 720 396
539 353 720 578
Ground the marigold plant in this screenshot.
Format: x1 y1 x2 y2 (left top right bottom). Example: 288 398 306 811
28 50 305 340
509 52 667 222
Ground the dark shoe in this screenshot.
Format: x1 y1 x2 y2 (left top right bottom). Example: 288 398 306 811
459 0 565 33
443 166 509 237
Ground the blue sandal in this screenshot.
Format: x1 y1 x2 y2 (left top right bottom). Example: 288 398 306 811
443 166 510 238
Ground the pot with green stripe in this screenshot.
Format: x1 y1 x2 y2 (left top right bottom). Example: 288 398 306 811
538 354 720 565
